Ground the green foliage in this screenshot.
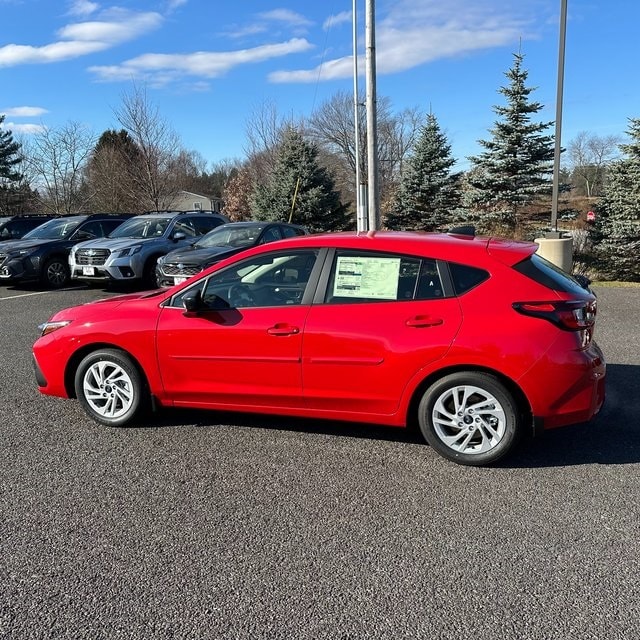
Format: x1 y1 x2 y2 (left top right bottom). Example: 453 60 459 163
592 118 640 281
0 115 26 213
467 53 555 234
385 113 461 231
0 115 23 183
251 128 351 233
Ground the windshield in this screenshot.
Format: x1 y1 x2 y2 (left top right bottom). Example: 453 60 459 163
22 218 82 240
109 217 171 239
196 224 265 249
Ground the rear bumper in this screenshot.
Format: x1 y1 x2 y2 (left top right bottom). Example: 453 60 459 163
525 340 606 430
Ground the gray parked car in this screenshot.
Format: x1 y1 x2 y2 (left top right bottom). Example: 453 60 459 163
69 210 228 288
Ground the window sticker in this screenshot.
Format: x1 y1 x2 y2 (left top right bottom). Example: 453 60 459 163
333 256 401 299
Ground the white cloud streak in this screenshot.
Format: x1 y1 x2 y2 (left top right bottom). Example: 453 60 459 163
270 0 532 83
68 0 99 17
1 106 49 117
89 38 314 84
0 8 163 67
323 11 351 31
2 122 47 134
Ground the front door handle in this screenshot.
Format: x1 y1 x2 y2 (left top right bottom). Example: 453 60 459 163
267 323 300 336
405 315 443 328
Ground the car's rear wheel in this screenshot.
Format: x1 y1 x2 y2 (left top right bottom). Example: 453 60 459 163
74 349 145 426
42 257 69 289
418 372 522 466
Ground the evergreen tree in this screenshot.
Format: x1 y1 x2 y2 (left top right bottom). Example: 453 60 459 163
251 128 351 233
467 52 555 234
385 112 461 231
592 117 640 281
0 115 25 213
0 115 22 182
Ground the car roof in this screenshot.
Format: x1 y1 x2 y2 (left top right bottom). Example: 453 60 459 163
249 230 537 266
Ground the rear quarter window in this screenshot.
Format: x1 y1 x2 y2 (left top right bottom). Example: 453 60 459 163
449 263 490 295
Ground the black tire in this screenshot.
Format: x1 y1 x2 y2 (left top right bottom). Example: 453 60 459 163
143 257 160 289
74 349 146 427
417 372 522 466
42 257 70 289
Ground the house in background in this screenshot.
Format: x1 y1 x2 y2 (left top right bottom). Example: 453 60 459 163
169 190 224 212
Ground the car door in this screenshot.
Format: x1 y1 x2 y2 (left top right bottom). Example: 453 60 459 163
155 248 320 410
302 250 463 418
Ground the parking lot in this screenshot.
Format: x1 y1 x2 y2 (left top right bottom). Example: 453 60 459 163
1 283 639 639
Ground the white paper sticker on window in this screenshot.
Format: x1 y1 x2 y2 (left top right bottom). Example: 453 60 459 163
333 256 400 299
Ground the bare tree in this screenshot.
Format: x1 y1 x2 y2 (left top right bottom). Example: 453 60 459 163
568 131 621 197
115 85 182 211
22 122 95 214
244 100 296 185
307 91 422 214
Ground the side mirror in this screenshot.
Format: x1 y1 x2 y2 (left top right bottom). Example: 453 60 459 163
183 289 203 314
183 289 231 315
172 232 186 242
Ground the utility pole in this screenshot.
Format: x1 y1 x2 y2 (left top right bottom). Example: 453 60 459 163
353 0 366 232
550 0 568 235
365 0 380 231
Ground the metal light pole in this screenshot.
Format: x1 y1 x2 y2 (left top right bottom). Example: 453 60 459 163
550 0 568 235
353 0 367 232
365 0 380 231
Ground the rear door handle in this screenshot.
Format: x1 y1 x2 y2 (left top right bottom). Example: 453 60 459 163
405 315 444 328
267 323 300 336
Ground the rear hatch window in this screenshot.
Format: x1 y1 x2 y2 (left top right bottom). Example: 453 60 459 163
513 253 587 295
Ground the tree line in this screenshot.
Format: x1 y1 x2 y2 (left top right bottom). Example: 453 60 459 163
1 55 638 281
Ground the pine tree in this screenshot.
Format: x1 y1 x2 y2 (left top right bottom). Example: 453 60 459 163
251 128 351 233
467 52 555 234
592 117 640 281
0 115 25 213
385 113 461 231
0 115 22 182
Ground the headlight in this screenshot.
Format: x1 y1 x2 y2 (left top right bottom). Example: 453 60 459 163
38 320 72 336
115 244 142 257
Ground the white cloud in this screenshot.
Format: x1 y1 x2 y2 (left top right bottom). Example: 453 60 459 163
68 0 99 17
1 106 49 117
269 0 531 83
89 38 314 84
323 11 352 31
0 9 163 67
258 9 313 28
2 122 47 134
166 0 188 10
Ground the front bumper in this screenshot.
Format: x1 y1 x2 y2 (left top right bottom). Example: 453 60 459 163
70 254 145 282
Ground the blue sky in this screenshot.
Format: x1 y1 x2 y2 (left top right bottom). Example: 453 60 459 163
1 0 638 170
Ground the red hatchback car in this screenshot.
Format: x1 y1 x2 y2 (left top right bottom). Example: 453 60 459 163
33 230 605 466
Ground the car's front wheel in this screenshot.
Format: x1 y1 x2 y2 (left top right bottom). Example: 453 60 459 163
418 372 523 466
74 349 146 426
42 257 69 289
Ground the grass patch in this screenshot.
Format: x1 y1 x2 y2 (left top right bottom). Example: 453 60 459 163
592 281 640 287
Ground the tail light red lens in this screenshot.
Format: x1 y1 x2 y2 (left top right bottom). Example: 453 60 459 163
513 300 596 331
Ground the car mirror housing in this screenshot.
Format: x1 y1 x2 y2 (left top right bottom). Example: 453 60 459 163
173 232 186 242
182 290 230 315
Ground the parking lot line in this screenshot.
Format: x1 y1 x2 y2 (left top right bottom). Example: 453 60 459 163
0 287 86 300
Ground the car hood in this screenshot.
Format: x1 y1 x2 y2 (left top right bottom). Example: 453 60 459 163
74 237 164 251
163 245 238 266
49 289 166 323
0 238 57 252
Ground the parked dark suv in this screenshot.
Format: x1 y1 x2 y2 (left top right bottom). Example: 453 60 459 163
69 210 229 288
156 221 308 287
0 214 55 242
0 214 131 288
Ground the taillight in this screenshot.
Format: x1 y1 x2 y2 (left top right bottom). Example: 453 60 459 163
513 299 596 331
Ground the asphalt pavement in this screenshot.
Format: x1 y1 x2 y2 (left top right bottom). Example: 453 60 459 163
0 283 639 639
